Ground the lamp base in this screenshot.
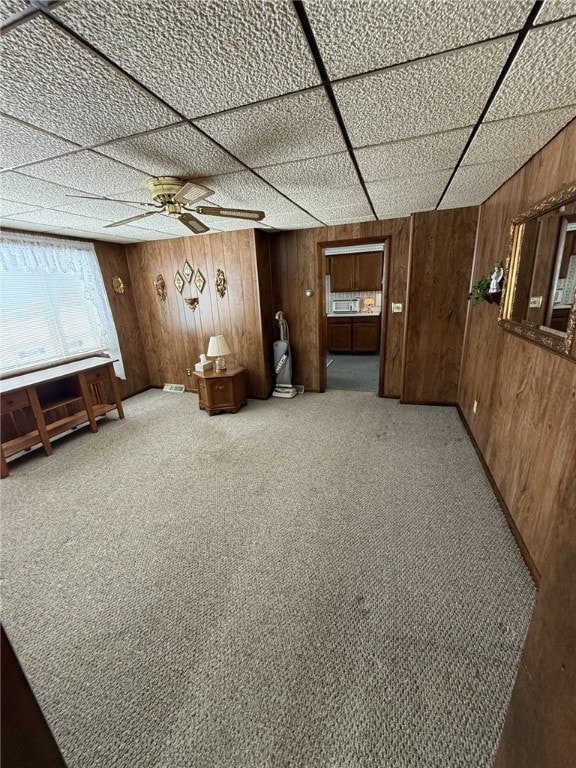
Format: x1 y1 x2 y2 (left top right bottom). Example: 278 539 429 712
214 356 227 373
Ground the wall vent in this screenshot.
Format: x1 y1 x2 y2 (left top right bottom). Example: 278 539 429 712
163 383 185 393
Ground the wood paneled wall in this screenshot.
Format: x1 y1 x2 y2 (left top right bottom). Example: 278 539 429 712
403 206 479 403
125 229 273 399
455 121 576 768
269 218 411 396
95 241 150 399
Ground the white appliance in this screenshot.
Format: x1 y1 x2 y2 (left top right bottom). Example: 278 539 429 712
332 298 360 313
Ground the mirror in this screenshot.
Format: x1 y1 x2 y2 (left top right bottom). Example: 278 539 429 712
500 181 576 360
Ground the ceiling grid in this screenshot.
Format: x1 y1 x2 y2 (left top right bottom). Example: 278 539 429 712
0 0 574 242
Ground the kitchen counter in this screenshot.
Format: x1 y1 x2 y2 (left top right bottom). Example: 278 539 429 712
326 311 381 317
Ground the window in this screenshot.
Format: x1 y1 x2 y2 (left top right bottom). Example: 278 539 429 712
0 232 125 378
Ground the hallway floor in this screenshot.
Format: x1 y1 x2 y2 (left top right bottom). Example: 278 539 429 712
326 353 380 392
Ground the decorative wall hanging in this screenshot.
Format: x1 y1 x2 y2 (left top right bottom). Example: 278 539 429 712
184 297 199 311
154 274 167 301
183 261 194 283
194 268 206 293
111 275 125 294
215 268 227 299
174 271 185 293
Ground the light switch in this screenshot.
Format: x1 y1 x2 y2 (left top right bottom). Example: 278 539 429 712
529 296 543 308
391 303 403 313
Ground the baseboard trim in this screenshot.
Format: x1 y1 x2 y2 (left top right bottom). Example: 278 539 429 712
456 405 540 588
400 399 458 406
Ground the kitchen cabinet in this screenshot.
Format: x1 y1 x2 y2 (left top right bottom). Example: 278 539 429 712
327 316 381 353
193 364 247 416
329 251 383 292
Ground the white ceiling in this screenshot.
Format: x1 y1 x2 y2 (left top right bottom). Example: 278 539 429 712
0 0 574 243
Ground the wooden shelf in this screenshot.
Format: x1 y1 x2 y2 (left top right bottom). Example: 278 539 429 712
1 357 124 478
41 396 83 412
2 430 44 458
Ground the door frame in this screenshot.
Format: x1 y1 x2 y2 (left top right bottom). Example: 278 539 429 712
316 236 390 395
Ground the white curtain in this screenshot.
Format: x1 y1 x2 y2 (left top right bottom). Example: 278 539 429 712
0 232 125 379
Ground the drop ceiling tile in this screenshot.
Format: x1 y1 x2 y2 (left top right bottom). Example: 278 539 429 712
0 199 41 217
487 19 576 120
463 107 576 165
311 204 375 225
256 153 365 210
4 208 121 232
305 0 532 80
535 0 576 24
48 229 150 244
0 115 80 171
96 123 244 178
54 0 320 117
193 171 309 219
356 128 472 182
0 171 91 208
0 0 26 21
262 212 322 229
0 16 178 145
20 151 150 197
0 219 61 235
196 89 346 168
54 198 154 225
334 37 515 147
438 157 530 209
367 169 453 215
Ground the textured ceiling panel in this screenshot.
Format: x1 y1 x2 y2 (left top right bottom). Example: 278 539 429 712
196 89 346 168
367 170 453 215
334 38 515 147
356 128 471 182
54 0 320 117
305 0 532 80
262 211 321 230
0 115 80 171
20 151 150 197
193 171 311 218
96 123 244 179
535 0 576 24
0 199 41 217
0 16 178 145
54 198 155 225
463 107 576 166
0 219 61 235
438 158 530 209
310 203 374 225
0 171 92 207
0 0 26 21
3 207 128 231
47 229 151 243
486 19 576 120
256 153 364 208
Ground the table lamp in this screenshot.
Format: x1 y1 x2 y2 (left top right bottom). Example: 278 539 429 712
207 335 232 373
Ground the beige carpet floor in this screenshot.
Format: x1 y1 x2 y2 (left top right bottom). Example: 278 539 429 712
0 389 535 768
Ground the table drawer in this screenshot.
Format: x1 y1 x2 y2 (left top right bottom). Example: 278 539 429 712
83 366 109 385
1 389 31 412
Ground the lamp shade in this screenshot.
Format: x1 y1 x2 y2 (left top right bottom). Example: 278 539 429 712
207 335 232 358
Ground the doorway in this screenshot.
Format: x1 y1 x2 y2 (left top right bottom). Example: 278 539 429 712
318 238 388 395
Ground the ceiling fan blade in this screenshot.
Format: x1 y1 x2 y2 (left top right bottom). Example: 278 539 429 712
194 205 265 221
173 182 215 205
66 194 160 208
179 213 210 234
104 211 159 228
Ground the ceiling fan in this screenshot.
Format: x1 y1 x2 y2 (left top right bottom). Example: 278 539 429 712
67 176 265 234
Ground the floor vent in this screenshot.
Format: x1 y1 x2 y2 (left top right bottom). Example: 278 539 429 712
163 383 185 393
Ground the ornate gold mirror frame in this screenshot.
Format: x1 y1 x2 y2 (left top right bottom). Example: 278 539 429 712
499 181 576 360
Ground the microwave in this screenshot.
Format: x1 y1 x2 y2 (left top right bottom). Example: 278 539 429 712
332 298 360 313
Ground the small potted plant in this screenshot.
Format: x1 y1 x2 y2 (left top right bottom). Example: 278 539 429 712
469 262 504 305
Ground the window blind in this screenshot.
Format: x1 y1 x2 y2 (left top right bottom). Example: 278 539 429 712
0 232 125 378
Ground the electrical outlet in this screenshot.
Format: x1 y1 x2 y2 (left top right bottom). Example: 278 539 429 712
186 368 192 376
391 303 403 313
529 296 543 308
473 400 478 414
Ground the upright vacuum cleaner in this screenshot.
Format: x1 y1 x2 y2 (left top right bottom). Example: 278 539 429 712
272 311 297 398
